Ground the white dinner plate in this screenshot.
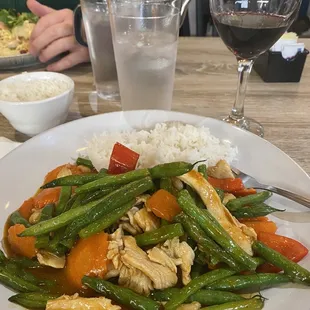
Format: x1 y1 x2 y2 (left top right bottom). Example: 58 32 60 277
0 110 309 309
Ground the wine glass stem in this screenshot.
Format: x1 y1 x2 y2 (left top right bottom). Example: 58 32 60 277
230 59 254 121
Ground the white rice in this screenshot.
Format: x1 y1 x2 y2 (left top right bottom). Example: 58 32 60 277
0 79 71 102
87 122 238 171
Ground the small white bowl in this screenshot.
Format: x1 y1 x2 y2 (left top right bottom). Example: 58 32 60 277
0 72 74 136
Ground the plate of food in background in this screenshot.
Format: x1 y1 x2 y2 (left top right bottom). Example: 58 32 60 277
0 9 41 70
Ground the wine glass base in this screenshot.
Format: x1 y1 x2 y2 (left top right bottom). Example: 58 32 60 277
223 116 264 137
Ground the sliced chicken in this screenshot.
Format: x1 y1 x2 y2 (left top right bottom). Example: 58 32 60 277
120 207 160 235
107 228 178 295
223 193 236 206
207 160 235 179
157 238 195 285
147 247 179 273
37 250 65 269
178 170 256 256
46 294 121 310
134 207 160 232
122 237 178 290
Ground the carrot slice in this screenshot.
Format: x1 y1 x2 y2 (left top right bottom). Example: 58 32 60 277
8 224 36 258
257 232 309 273
44 164 68 185
18 198 35 220
243 221 277 234
239 217 269 223
43 164 86 185
146 189 181 222
33 188 61 209
66 232 109 290
232 188 257 197
207 177 244 192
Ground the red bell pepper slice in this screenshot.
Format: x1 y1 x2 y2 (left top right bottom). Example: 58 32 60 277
257 232 309 273
108 142 140 175
207 176 244 192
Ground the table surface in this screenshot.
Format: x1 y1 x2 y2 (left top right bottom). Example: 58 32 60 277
0 37 309 174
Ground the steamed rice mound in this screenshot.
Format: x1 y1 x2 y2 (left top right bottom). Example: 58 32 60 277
87 122 238 171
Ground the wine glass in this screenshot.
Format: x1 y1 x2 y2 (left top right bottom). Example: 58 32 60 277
210 0 301 137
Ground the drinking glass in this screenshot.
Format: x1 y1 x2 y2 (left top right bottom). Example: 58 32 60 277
210 0 301 137
74 0 119 100
108 0 182 111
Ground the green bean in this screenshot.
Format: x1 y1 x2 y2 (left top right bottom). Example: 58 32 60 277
48 228 68 256
20 197 108 237
71 193 88 209
253 241 310 285
10 257 41 269
62 177 153 241
208 273 290 292
201 297 264 310
76 168 150 194
164 269 236 310
76 157 94 169
0 266 44 292
195 251 209 265
39 204 54 221
35 204 54 249
4 263 53 288
10 211 31 228
0 249 6 263
175 213 239 270
160 177 175 194
151 288 244 305
60 238 76 249
161 219 170 226
41 170 108 189
21 177 152 237
81 186 118 205
177 190 259 271
215 188 225 202
190 264 205 280
231 203 284 219
55 186 72 215
9 292 60 309
83 276 160 310
135 223 184 247
64 177 153 239
226 191 272 211
149 162 193 179
198 164 208 179
79 200 135 238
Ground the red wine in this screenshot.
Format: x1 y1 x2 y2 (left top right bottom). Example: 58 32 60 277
213 12 289 59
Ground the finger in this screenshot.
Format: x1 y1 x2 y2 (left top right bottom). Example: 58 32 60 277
47 48 89 72
30 23 73 56
27 0 54 17
39 36 76 63
30 9 72 42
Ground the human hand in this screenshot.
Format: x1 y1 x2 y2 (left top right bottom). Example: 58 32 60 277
27 0 90 71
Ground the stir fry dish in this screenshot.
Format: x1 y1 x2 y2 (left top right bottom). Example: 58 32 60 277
0 9 38 56
1 142 309 310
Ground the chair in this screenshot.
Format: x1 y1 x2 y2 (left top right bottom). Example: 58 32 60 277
196 0 208 36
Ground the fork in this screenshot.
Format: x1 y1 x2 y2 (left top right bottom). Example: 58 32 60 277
231 167 310 209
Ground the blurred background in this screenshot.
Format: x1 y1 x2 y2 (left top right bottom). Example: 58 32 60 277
2 0 310 37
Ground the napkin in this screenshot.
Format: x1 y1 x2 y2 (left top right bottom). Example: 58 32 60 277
0 137 21 160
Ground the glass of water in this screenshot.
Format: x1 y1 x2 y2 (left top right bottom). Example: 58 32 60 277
74 0 119 100
108 0 181 111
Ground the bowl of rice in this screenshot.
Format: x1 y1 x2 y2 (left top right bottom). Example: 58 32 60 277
0 72 74 136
